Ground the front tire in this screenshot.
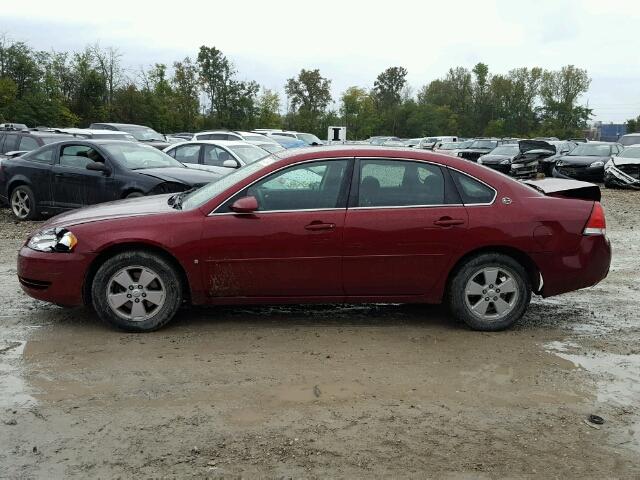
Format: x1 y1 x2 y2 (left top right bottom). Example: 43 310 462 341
448 253 531 331
125 191 144 199
91 251 182 332
10 185 39 220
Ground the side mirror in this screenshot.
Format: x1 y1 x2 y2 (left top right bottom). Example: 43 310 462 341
86 161 110 174
230 196 258 214
223 159 239 169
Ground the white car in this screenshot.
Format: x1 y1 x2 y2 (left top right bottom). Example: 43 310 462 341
164 140 270 176
264 130 324 146
191 130 279 144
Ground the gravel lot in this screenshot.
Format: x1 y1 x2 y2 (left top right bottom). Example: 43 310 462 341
0 189 639 478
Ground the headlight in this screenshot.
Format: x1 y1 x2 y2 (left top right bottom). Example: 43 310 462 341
556 160 564 167
27 228 78 253
500 158 511 165
604 159 614 170
458 152 464 158
477 158 484 164
590 161 604 168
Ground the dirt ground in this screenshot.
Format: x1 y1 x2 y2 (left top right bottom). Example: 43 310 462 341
0 189 639 479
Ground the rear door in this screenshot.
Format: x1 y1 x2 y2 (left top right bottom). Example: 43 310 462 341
343 158 468 296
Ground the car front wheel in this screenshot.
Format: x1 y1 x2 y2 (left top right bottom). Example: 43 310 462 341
10 185 38 220
91 251 182 332
448 253 531 331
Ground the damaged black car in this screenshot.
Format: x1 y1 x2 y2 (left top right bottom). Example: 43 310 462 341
478 140 556 178
0 139 222 220
553 142 622 183
604 145 640 189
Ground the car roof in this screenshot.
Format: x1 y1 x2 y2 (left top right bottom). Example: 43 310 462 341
16 131 74 138
92 122 146 128
56 128 132 135
170 140 258 147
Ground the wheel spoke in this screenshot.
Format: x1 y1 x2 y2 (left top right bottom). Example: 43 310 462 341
483 268 499 286
471 298 489 315
130 301 146 319
111 270 135 289
466 280 485 296
138 268 157 288
108 292 129 308
144 291 164 306
493 297 512 315
498 277 516 294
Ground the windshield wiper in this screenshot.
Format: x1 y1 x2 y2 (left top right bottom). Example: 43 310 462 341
168 187 198 209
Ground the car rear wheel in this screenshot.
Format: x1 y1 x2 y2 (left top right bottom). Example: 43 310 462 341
10 185 38 220
91 251 182 332
448 253 531 331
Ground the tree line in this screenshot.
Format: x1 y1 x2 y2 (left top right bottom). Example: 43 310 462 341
0 35 612 140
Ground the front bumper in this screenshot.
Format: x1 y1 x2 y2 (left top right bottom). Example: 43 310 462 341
553 165 604 182
604 166 640 189
17 246 93 306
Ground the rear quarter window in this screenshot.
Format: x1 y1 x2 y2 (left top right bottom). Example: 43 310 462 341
450 169 496 205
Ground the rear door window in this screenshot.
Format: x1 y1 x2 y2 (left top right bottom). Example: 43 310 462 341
2 134 18 153
356 159 445 207
173 144 201 164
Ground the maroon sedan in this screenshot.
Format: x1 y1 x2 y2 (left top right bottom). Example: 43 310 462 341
17 146 611 332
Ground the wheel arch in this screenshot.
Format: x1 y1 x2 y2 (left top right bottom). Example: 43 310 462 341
7 176 33 197
83 242 192 306
445 245 542 296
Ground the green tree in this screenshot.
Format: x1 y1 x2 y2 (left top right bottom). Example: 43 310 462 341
285 68 332 134
256 88 282 128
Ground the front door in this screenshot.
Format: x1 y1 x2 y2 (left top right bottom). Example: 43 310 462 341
52 144 115 209
200 158 352 298
343 158 468 296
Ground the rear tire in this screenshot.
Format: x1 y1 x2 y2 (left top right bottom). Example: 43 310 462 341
10 185 39 220
91 251 182 332
447 253 531 331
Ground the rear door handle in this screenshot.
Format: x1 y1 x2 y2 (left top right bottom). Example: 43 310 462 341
305 222 336 231
434 217 465 227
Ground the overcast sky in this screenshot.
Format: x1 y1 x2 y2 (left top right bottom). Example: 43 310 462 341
2 0 639 122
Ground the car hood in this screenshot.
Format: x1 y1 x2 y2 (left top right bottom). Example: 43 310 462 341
518 140 555 154
611 156 640 167
42 194 178 228
558 155 610 166
459 148 493 153
140 140 172 150
479 154 514 163
136 167 220 185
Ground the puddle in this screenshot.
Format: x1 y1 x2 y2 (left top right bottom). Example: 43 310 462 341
546 340 640 452
0 339 36 409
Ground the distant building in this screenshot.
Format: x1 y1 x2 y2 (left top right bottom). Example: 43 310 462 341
592 121 627 142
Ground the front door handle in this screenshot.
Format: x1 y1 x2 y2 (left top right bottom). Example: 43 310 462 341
434 217 465 227
305 222 336 231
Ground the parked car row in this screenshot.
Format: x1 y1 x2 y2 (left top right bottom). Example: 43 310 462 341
367 132 640 186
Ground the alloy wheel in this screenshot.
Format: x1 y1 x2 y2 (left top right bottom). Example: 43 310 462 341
464 267 519 321
11 189 31 219
106 266 166 321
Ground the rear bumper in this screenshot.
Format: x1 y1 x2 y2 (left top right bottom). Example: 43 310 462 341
531 235 611 297
17 246 92 306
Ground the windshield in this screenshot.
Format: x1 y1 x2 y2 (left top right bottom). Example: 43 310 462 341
102 142 185 169
620 135 640 147
437 142 459 150
297 133 323 145
489 145 519 155
228 145 268 164
94 133 137 141
470 140 498 149
458 140 473 149
568 144 612 156
182 156 276 210
619 147 640 159
118 125 164 141
258 143 285 154
243 134 273 142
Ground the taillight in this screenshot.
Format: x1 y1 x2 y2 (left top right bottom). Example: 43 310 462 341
583 202 606 236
